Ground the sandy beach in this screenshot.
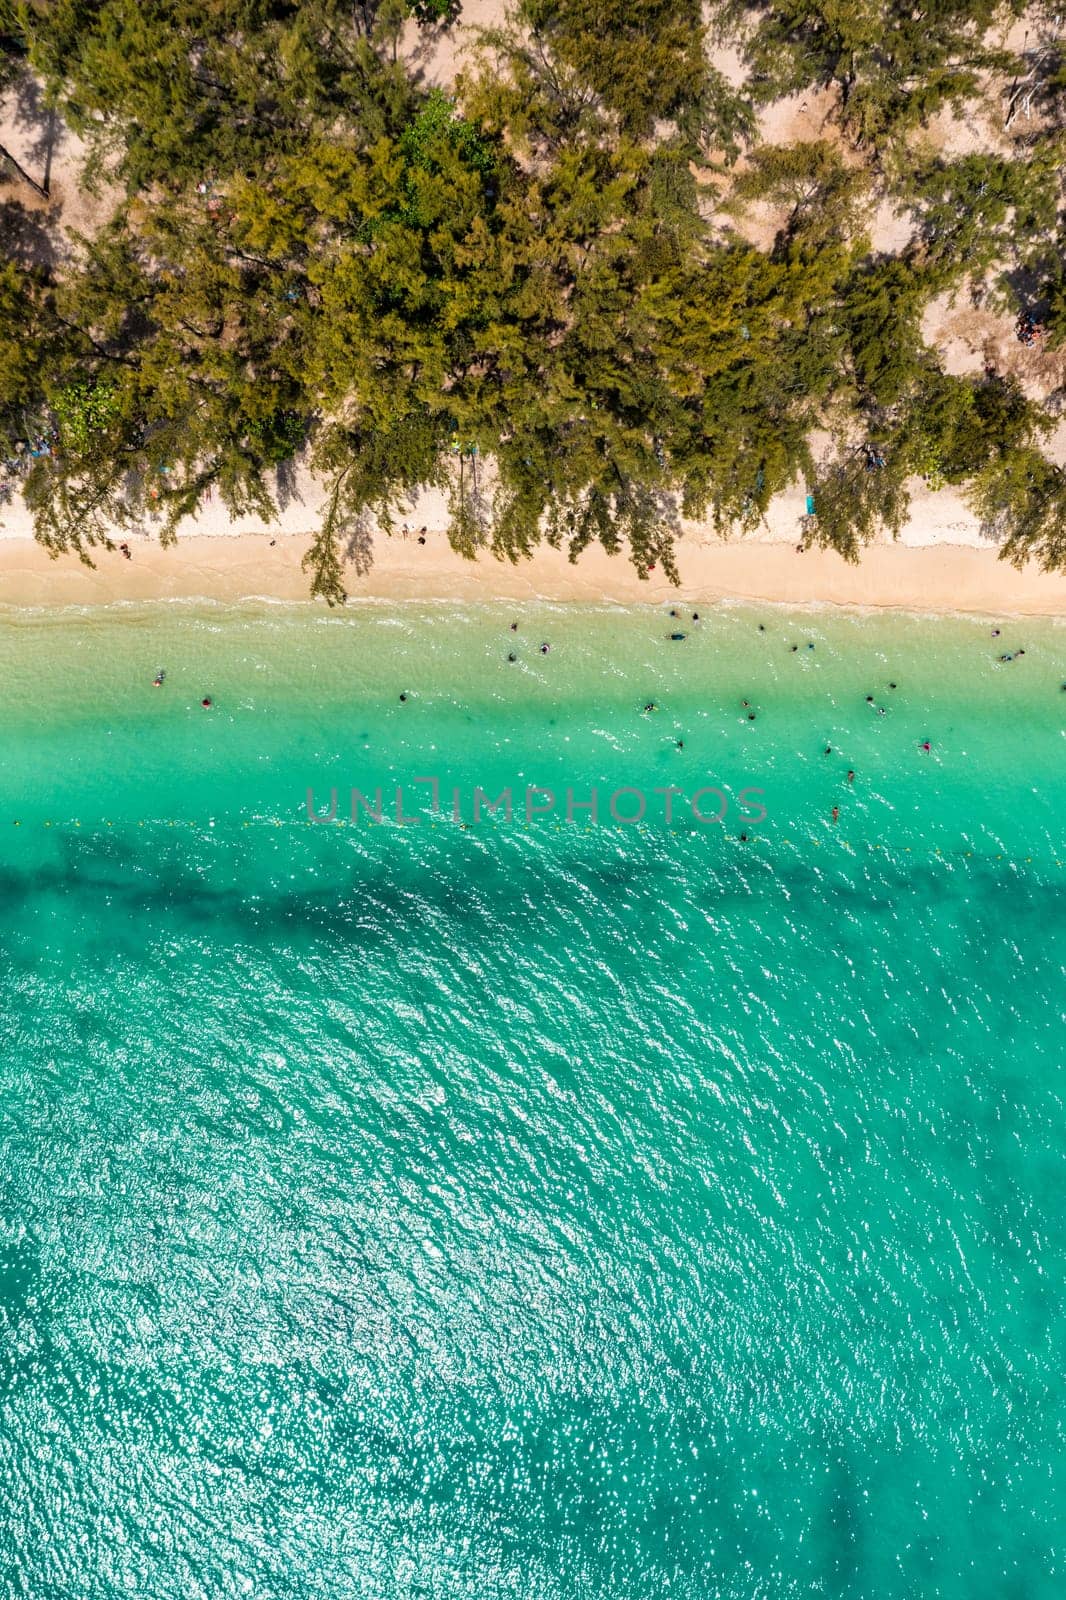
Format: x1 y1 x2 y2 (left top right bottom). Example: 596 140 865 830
1 525 1064 615
3 448 1064 615
2 465 1063 615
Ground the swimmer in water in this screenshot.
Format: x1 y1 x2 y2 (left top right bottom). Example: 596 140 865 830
540 643 550 655
866 695 874 704
807 642 815 650
153 670 165 688
790 644 799 653
747 711 756 721
831 805 839 823
758 624 765 632
691 612 699 621
847 770 855 784
920 740 931 752
888 682 897 690
399 692 408 702
510 621 518 632
201 697 212 709
644 702 657 713
669 609 678 618
676 739 684 750
824 745 832 755
992 628 1000 637
999 653 1013 662
877 706 886 716
507 652 516 662
669 632 686 641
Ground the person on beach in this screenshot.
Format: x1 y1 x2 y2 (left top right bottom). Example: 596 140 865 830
119 542 131 560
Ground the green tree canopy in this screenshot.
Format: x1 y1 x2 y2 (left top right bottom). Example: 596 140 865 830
21 0 415 190
2 0 1065 592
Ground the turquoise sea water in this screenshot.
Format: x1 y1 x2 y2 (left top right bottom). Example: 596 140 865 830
0 600 1063 1599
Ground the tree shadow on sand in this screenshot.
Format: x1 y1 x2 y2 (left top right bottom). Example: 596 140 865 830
0 70 66 271
0 68 61 194
342 515 375 578
0 195 62 272
274 457 302 514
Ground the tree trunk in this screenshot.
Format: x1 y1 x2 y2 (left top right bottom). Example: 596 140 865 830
0 141 48 198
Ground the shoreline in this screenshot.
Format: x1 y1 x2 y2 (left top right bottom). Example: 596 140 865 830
1 531 1065 617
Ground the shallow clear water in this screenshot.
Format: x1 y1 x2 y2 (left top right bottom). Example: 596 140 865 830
0 601 1063 1598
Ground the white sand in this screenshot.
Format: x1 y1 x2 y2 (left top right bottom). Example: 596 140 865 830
1 517 1064 616
3 452 1064 614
